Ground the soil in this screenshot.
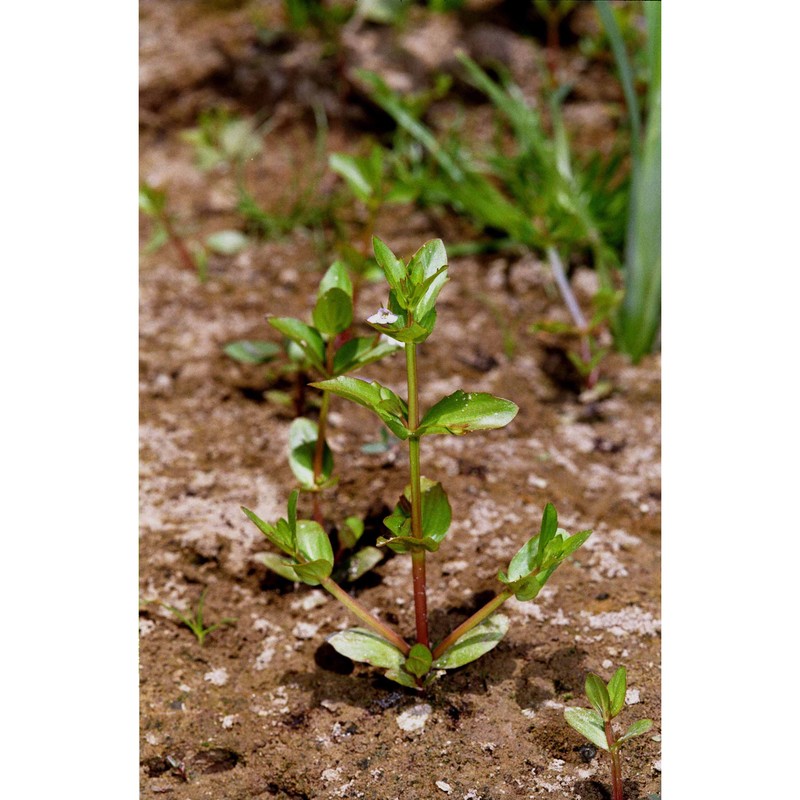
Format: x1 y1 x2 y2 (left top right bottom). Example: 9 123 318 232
139 3 661 798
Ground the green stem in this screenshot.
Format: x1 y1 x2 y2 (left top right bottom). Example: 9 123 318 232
405 341 429 648
432 588 512 661
320 576 410 656
311 340 335 526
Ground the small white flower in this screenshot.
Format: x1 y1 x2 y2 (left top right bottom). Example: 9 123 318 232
367 307 399 325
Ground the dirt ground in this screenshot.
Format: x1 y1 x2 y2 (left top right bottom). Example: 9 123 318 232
139 3 661 798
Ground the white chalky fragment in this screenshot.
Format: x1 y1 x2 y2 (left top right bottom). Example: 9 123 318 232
436 780 453 793
203 667 229 686
396 703 432 732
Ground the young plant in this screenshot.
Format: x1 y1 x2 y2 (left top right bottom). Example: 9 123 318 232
247 260 402 581
243 237 592 688
564 667 654 800
163 588 236 646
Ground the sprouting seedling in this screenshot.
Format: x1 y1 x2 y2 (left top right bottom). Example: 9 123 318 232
564 667 654 800
162 588 236 647
243 237 592 688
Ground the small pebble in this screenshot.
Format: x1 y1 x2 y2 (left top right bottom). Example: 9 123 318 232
203 668 228 686
625 688 641 705
436 780 453 793
397 704 432 732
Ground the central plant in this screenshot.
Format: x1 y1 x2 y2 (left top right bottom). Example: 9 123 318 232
243 237 591 688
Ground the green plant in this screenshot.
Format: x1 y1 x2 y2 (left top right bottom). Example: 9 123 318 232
139 181 251 282
564 667 654 800
242 237 592 688
163 588 236 646
236 260 403 581
596 0 661 362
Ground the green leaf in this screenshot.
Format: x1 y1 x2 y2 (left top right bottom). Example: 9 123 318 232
339 516 365 550
310 376 410 439
405 644 433 678
287 490 298 537
318 260 353 299
205 229 249 255
333 335 402 376
564 708 609 751
537 503 558 567
241 506 293 555
585 673 612 720
417 391 518 436
223 340 281 364
383 478 452 549
343 546 383 582
372 236 408 301
376 534 441 554
296 519 333 566
329 153 375 202
313 287 353 336
411 265 448 320
327 628 406 670
259 552 302 582
407 238 447 282
617 718 654 745
432 613 509 670
291 559 333 585
383 668 418 688
288 418 334 489
607 667 627 717
268 317 326 373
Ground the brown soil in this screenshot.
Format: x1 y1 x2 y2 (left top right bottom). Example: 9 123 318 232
139 3 661 798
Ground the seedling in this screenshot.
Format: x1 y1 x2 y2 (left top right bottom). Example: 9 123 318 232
163 588 236 646
241 261 402 581
243 237 591 688
564 667 653 800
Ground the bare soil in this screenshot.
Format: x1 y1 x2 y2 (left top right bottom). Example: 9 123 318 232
139 3 661 798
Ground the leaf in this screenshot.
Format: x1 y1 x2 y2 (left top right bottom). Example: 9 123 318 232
288 418 333 489
432 613 509 670
241 507 293 555
343 546 383 582
313 287 353 336
372 236 408 301
291 559 333 585
333 335 402 376
296 520 333 566
564 708 609 751
268 317 325 373
318 260 353 299
407 238 447 282
205 229 249 255
417 391 518 436
339 516 365 550
327 628 406 670
259 552 302 582
310 377 410 439
329 153 374 202
537 503 558 567
412 265 448 320
617 719 654 745
223 340 281 364
585 673 612 720
405 644 433 678
383 668 418 688
607 667 627 717
383 478 452 548
376 534 441 554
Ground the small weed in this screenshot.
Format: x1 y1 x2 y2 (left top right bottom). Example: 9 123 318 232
163 588 236 646
564 667 654 800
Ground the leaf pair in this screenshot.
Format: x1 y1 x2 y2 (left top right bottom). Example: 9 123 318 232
498 503 591 601
243 492 334 586
378 478 452 553
312 378 518 441
564 667 653 752
327 613 509 688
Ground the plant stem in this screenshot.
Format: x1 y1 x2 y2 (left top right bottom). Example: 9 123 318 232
311 340 335 526
320 576 410 656
604 720 624 800
405 341 429 648
431 588 513 661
